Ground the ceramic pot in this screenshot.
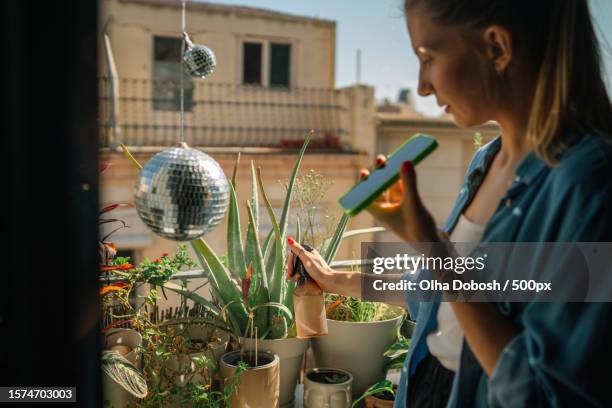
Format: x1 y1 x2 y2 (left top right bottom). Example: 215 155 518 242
220 350 280 408
104 328 142 367
311 315 403 397
303 368 353 408
242 337 310 408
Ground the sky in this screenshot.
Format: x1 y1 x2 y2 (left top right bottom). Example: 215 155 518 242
207 0 612 117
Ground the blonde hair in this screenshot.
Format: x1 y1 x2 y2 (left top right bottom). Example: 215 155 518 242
527 1 612 164
406 0 612 165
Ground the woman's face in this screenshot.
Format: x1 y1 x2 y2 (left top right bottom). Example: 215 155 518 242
406 8 499 127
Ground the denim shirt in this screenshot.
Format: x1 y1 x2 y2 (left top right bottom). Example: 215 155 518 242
394 132 612 407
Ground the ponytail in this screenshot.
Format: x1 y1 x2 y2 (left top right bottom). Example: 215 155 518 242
527 0 612 164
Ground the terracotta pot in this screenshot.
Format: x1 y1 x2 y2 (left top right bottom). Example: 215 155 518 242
220 350 280 408
311 315 403 397
364 385 397 408
242 337 310 408
303 368 353 408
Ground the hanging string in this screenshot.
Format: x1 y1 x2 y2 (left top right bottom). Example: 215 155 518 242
179 0 186 144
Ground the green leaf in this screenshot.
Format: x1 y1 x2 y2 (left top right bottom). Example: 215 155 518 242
227 179 246 279
246 202 268 289
245 201 270 333
351 380 395 408
160 281 220 315
191 239 249 335
251 302 293 321
209 285 243 336
256 167 285 304
263 135 311 276
323 213 350 263
231 152 240 187
250 160 259 230
278 135 311 237
383 338 411 359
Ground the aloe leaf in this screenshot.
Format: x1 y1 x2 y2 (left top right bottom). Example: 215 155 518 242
191 239 248 334
250 160 259 230
250 302 293 339
296 218 301 243
245 201 270 334
245 202 268 291
263 135 311 273
323 213 350 263
256 167 285 304
283 278 296 317
231 152 240 187
160 282 220 315
209 285 243 336
278 135 311 238
251 302 293 321
227 179 246 279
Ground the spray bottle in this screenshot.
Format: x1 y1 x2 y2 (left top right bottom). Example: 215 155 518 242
291 244 328 338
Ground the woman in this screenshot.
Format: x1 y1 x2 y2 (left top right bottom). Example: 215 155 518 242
287 0 612 406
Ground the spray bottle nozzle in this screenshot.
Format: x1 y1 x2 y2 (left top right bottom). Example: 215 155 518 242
291 243 314 285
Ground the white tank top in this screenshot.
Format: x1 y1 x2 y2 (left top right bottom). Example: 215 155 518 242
425 214 485 372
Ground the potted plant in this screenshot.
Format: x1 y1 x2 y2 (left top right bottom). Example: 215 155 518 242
351 380 397 408
100 246 239 407
220 350 279 407
349 320 412 408
311 295 405 398
303 368 353 408
103 328 143 368
102 350 148 408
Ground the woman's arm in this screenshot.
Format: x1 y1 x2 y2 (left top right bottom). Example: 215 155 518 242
449 302 519 375
285 245 408 309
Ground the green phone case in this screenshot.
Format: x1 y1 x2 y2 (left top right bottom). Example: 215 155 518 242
338 134 438 216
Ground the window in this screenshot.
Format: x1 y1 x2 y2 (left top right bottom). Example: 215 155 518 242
153 36 194 111
243 42 263 85
242 41 292 87
269 43 291 87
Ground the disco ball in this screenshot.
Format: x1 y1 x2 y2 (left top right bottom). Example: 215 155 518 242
134 143 229 241
184 44 216 78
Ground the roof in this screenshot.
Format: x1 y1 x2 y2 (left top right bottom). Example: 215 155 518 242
377 112 500 130
118 0 336 26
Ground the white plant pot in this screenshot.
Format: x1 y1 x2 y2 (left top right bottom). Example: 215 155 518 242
242 337 310 408
311 316 403 397
220 350 280 408
303 368 353 408
104 328 142 368
102 370 133 408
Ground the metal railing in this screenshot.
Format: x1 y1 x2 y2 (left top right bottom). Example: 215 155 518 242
99 77 351 149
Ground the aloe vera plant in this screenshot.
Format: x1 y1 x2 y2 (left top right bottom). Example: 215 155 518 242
190 136 324 339
119 139 380 340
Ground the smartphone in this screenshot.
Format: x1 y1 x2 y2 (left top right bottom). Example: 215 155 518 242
338 134 438 216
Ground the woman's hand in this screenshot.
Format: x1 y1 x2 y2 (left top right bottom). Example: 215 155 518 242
286 238 362 298
360 155 440 243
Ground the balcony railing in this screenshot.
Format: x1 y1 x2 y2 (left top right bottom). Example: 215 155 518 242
99 78 351 149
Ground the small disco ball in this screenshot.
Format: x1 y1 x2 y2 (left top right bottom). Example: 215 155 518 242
134 143 229 241
184 44 216 78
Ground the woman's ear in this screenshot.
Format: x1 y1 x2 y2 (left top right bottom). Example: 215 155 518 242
483 25 513 74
